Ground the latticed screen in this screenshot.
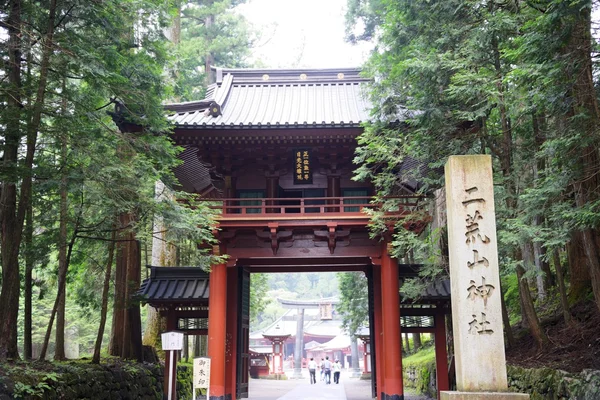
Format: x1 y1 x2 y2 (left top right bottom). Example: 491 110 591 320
178 318 209 330
400 315 434 328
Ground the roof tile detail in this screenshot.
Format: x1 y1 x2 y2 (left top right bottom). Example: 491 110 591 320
137 267 210 306
166 68 372 129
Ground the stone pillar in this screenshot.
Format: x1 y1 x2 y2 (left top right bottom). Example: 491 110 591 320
208 246 228 400
442 155 528 400
350 335 362 378
293 308 305 379
225 267 239 398
380 243 403 399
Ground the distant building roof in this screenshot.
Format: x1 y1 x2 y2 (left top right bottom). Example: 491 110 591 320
277 297 339 309
165 67 376 129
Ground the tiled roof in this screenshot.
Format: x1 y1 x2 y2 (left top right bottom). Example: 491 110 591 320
137 266 209 306
401 279 451 303
165 67 374 129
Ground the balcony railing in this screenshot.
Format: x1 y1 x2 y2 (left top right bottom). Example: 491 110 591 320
199 196 421 219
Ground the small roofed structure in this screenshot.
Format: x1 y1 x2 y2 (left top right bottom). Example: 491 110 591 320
137 266 211 399
262 330 291 376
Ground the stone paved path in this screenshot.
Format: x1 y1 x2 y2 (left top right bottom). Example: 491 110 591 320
247 371 433 400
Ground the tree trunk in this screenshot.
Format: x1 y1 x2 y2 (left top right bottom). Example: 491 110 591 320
516 263 548 348
55 82 69 361
413 333 421 352
205 11 215 84
24 200 33 360
194 334 201 357
39 229 77 360
92 228 117 364
532 113 554 290
404 333 411 354
110 213 143 360
0 0 56 361
569 5 600 313
553 249 571 325
500 282 515 348
109 225 126 356
567 231 592 302
183 334 189 363
144 181 176 348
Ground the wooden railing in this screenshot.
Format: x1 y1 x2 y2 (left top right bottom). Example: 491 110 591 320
199 196 421 218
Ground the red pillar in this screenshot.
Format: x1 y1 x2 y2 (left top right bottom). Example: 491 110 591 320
163 310 177 400
208 249 228 400
225 267 239 399
373 264 385 400
380 243 403 399
434 310 449 399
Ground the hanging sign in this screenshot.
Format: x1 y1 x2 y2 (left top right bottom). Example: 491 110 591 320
293 148 312 184
161 331 184 351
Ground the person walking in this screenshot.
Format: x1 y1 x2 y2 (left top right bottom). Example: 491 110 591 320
333 359 341 384
319 358 324 381
308 358 317 384
322 356 332 384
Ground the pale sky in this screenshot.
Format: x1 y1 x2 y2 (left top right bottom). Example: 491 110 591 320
236 0 373 69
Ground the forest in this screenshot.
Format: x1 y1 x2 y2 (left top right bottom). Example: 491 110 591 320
1 0 600 397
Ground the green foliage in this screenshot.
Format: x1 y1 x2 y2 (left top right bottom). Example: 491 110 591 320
402 345 435 396
347 0 600 332
250 273 271 324
172 0 254 101
337 272 369 335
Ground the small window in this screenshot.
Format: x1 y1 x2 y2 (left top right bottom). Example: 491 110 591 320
342 189 369 212
238 190 265 214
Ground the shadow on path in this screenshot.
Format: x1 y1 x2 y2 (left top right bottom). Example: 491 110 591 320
248 371 434 400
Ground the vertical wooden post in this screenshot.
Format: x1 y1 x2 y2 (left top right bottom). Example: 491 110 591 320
266 175 279 213
381 242 403 399
225 266 238 398
326 175 340 212
373 264 384 400
435 311 449 399
164 310 177 400
208 245 228 400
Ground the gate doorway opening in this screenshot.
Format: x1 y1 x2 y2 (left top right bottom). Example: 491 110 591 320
139 261 451 400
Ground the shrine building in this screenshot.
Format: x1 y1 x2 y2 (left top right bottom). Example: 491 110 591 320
137 67 451 400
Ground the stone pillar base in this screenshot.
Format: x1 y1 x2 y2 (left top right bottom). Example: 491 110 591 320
291 368 303 379
441 392 529 400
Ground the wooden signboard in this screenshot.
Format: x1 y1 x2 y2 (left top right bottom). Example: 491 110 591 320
293 149 312 184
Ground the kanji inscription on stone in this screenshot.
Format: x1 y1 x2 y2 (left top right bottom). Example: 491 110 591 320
445 155 508 391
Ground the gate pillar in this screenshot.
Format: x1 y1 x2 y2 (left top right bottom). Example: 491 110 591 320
208 246 228 400
373 264 384 400
435 310 449 399
225 267 239 399
381 242 404 399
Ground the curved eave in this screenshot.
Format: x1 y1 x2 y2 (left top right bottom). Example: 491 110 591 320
172 121 366 130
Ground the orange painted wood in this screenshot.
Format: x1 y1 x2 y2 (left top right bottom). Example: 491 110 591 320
380 245 404 397
373 264 384 400
225 268 238 399
208 262 228 398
